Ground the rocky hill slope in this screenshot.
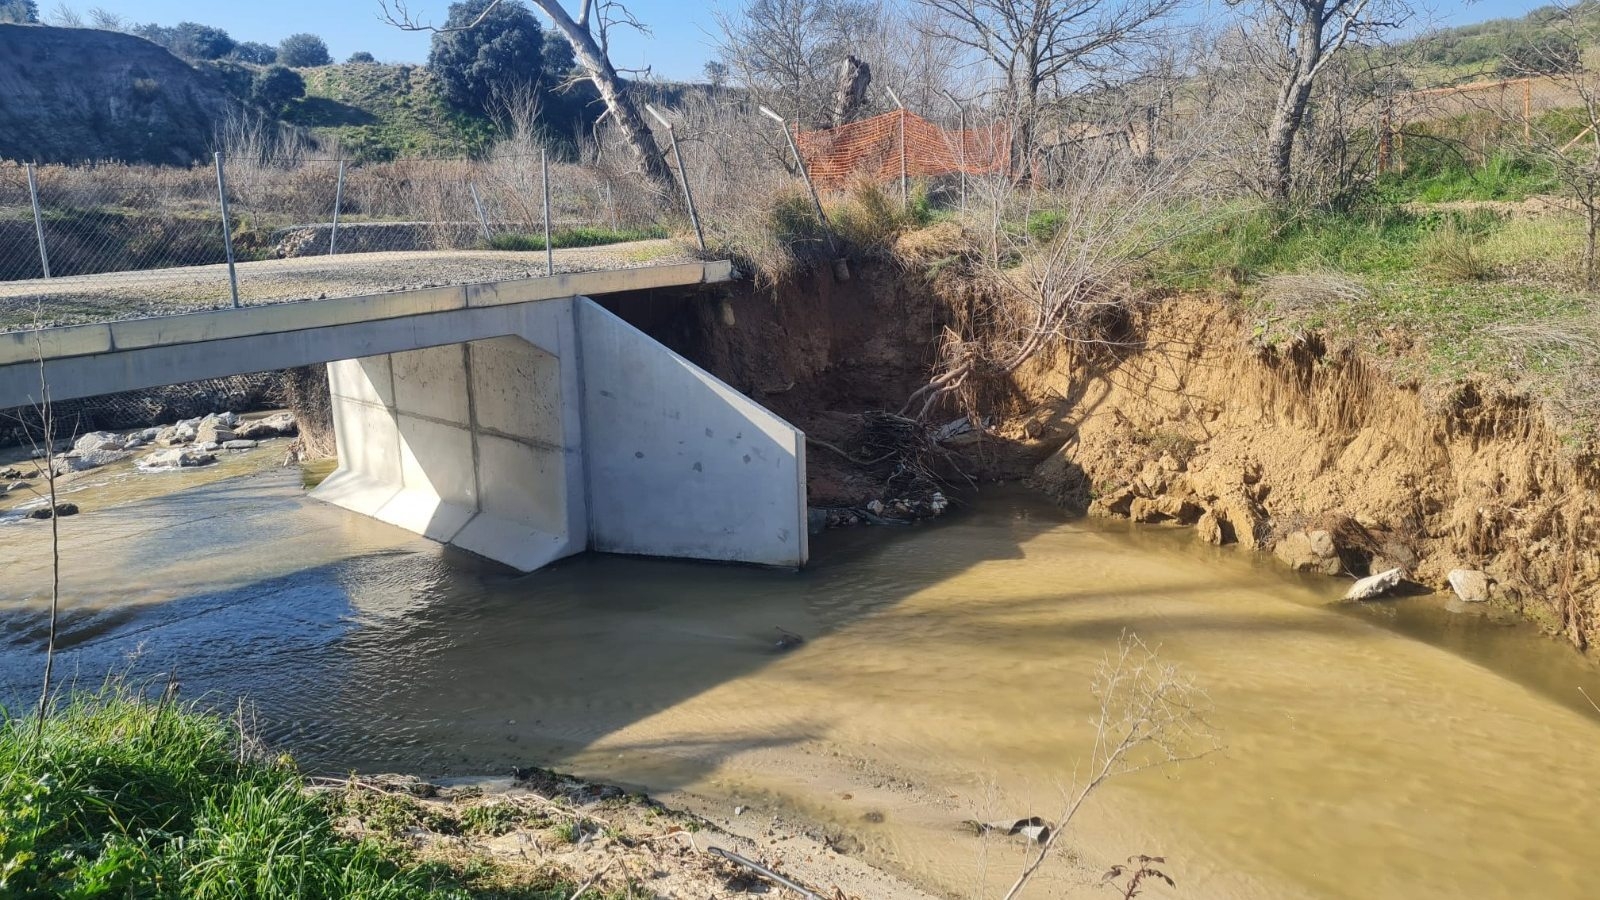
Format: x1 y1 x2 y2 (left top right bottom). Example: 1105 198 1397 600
0 24 243 165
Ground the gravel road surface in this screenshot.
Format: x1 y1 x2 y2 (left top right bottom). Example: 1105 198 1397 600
0 240 695 332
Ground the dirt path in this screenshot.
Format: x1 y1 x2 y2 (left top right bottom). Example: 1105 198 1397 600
0 240 694 331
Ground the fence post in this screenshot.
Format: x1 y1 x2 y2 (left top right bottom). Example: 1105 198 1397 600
329 158 347 256
758 105 837 257
1523 80 1533 142
213 152 240 308
645 104 707 253
25 163 51 279
885 86 908 211
540 150 554 275
468 181 492 243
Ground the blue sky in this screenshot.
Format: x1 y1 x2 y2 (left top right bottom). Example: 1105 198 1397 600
65 0 1563 82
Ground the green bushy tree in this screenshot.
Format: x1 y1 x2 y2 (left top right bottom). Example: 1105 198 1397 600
347 50 377 63
232 40 277 64
278 32 331 67
251 64 306 112
428 0 544 114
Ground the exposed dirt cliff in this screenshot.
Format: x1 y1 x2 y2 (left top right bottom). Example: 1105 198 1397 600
1019 297 1600 651
622 265 1600 653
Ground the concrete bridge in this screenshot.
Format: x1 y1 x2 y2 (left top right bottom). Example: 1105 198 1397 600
0 261 808 572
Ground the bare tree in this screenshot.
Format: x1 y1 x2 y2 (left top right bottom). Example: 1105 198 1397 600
1002 633 1216 900
1226 0 1412 201
902 130 1215 422
911 0 1182 173
714 0 887 128
86 6 121 30
46 2 82 27
382 0 676 197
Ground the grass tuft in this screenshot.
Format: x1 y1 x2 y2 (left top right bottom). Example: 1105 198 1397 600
0 687 590 898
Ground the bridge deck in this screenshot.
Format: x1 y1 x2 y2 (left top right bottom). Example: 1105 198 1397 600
0 240 695 332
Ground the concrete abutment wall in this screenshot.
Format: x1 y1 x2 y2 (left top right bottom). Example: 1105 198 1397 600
312 297 808 571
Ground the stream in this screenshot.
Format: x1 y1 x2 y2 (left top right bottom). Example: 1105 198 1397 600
1 457 1595 899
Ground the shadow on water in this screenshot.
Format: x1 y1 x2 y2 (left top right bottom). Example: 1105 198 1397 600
4 464 1600 794
0 462 1072 792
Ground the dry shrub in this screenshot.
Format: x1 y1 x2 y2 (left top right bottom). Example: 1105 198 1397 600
1485 319 1600 417
1420 222 1492 283
828 177 906 252
892 219 972 266
1257 272 1370 312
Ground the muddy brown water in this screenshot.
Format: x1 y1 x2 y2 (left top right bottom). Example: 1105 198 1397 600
1 459 1596 899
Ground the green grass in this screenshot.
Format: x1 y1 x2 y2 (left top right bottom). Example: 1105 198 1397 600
287 65 498 162
1145 187 1599 431
486 226 668 252
0 688 596 898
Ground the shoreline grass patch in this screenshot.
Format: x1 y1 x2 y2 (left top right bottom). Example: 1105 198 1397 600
0 688 599 898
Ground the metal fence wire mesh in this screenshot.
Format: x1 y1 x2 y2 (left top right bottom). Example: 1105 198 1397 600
0 154 673 325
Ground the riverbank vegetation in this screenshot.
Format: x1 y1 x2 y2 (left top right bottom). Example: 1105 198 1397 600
0 687 639 898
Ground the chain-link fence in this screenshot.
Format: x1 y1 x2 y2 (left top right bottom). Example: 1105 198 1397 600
0 153 683 330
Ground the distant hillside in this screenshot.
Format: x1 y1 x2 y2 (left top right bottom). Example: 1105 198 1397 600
0 24 245 165
286 64 498 162
1401 3 1599 84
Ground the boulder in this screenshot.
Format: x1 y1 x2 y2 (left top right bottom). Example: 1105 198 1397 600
1154 495 1202 524
1088 485 1136 518
1345 567 1404 601
159 421 198 446
73 431 124 453
195 415 236 445
1447 569 1491 603
53 448 130 473
139 448 216 469
1275 529 1343 576
0 466 21 479
1195 510 1225 545
222 439 259 450
28 502 79 520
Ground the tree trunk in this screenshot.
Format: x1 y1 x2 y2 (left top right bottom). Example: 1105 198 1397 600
530 1 676 198
830 55 872 127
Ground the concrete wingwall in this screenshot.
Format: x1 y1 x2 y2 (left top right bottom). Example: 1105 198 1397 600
575 300 808 567
312 296 807 571
314 301 588 573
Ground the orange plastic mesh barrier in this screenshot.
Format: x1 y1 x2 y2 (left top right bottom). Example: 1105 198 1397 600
795 110 1012 189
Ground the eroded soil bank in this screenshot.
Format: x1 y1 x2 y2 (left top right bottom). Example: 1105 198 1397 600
1019 298 1600 651
614 264 1600 652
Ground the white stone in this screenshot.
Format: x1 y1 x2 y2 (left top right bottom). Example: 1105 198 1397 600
73 431 124 453
53 448 129 473
139 448 216 469
222 439 259 450
1345 567 1404 601
1448 569 1491 603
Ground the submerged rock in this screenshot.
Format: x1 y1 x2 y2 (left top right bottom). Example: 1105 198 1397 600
28 502 79 520
140 448 216 469
1448 569 1491 603
1345 567 1404 601
53 448 131 474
